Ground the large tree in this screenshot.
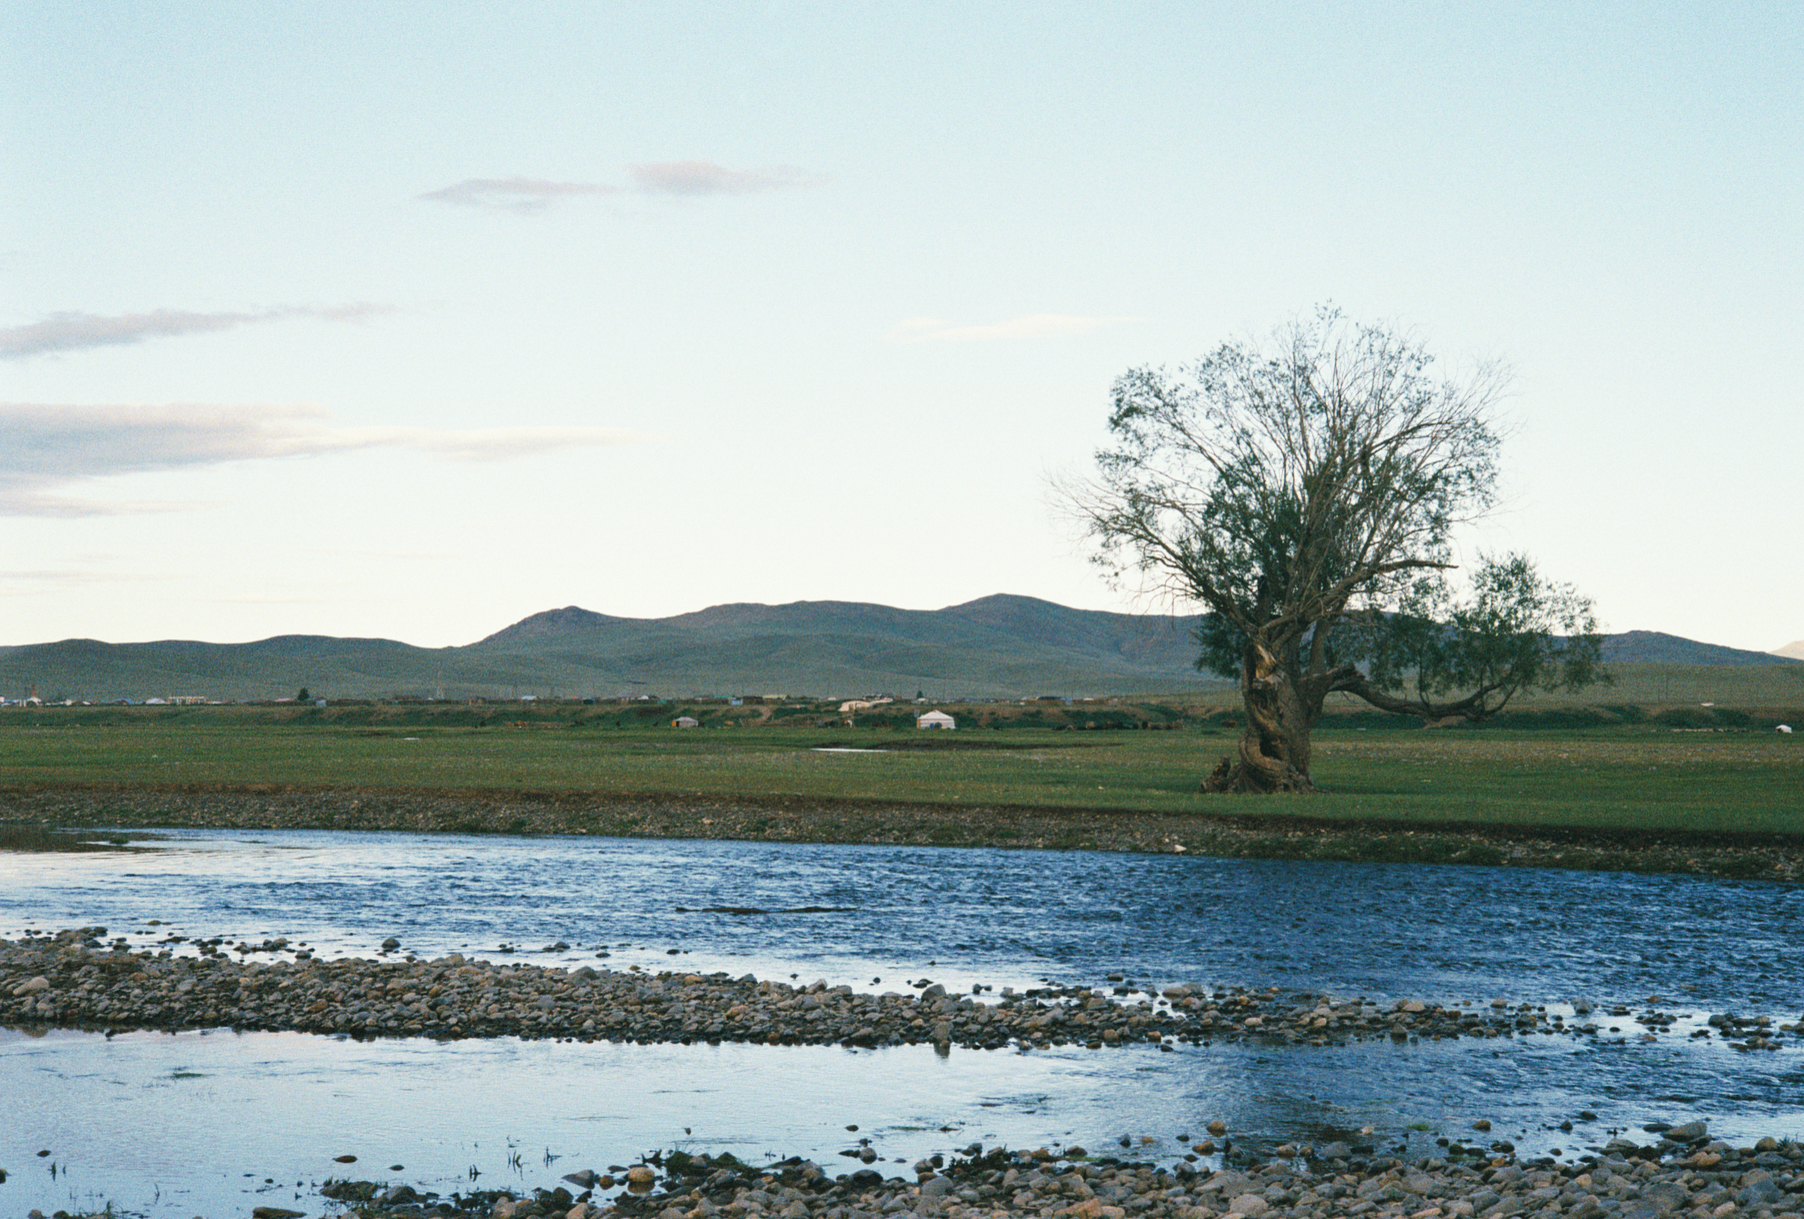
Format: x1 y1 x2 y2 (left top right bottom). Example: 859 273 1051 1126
1073 307 1603 794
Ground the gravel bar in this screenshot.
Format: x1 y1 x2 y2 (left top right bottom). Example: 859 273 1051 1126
6 929 1798 1051
280 1126 1804 1219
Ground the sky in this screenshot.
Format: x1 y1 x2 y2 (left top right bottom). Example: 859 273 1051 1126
2 2 1799 652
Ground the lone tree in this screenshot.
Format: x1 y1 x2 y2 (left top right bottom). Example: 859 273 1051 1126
1073 307 1604 794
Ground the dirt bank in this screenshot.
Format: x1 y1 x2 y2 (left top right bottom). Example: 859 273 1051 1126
0 783 1798 884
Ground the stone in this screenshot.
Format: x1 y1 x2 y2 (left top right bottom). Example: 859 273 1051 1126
1228 1193 1269 1215
1739 1180 1784 1208
1643 1182 1692 1214
1667 1122 1710 1143
381 937 401 950
12 976 50 996
920 1177 955 1200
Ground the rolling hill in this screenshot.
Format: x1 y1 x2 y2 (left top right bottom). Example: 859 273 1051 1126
0 595 1793 703
1598 631 1804 666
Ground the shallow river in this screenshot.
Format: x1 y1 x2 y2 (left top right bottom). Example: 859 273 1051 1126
2 830 1801 1217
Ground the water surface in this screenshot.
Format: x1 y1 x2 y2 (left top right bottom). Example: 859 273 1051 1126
3 830 1800 1218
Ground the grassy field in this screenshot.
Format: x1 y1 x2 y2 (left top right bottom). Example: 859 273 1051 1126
0 706 1798 836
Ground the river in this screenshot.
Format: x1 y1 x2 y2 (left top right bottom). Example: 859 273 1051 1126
2 830 1800 1217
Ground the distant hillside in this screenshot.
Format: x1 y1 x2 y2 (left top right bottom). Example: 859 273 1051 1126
1600 631 1802 667
0 596 1793 703
0 594 1216 702
1775 639 1804 661
466 594 1213 700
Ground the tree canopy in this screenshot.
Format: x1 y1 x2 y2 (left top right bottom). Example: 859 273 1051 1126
1073 307 1603 793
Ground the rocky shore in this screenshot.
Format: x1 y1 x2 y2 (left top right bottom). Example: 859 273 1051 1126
5 929 1797 1052
203 1124 1804 1219
1 784 1799 883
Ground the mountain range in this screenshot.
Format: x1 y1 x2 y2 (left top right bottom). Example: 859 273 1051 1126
0 594 1795 703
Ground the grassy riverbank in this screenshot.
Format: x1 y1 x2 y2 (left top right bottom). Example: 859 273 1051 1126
0 711 1799 881
0 715 1797 833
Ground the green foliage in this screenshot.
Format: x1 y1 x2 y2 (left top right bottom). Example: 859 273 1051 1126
1087 306 1504 639
1345 553 1609 721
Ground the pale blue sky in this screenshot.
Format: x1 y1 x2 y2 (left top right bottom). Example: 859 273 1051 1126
3 2 1799 650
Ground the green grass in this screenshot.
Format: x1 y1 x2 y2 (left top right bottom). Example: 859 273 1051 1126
0 708 1798 836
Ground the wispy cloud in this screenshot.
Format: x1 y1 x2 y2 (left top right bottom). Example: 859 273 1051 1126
421 161 827 212
0 304 398 359
624 160 827 196
889 314 1136 343
416 177 621 214
0 403 642 516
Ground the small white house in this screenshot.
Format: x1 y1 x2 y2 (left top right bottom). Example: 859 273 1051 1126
916 710 956 730
672 715 700 729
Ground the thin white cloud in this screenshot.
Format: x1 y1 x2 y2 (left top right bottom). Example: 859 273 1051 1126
416 177 621 214
625 160 828 196
420 161 826 212
889 314 1137 343
0 304 398 359
0 403 642 517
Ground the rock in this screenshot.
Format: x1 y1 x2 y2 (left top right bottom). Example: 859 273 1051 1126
1473 1119 1492 1131
11 976 50 996
920 1176 954 1200
1739 1179 1784 1208
1642 1181 1691 1214
1208 1119 1228 1136
1317 1142 1352 1160
626 1165 656 1187
381 937 400 950
1666 1121 1709 1143
1228 1192 1269 1215
563 1169 599 1188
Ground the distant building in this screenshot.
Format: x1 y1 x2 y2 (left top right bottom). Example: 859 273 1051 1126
672 716 699 729
916 710 956 730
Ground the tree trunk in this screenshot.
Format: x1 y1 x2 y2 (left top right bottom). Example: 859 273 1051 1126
1200 641 1317 794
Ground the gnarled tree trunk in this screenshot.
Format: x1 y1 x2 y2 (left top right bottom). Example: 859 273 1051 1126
1200 641 1318 794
